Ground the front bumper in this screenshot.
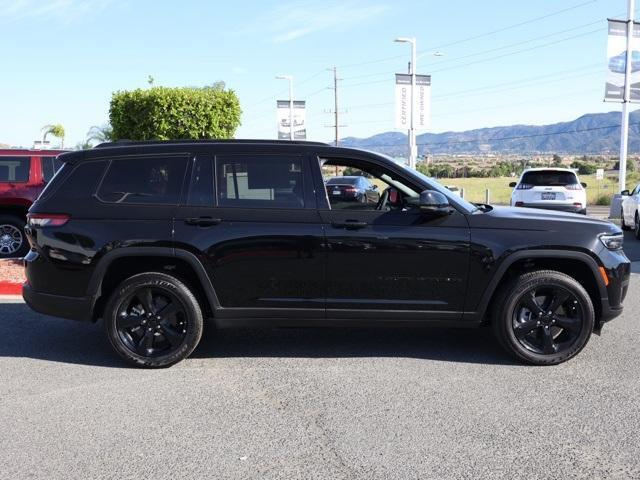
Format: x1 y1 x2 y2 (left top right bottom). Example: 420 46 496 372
22 283 93 322
596 247 631 330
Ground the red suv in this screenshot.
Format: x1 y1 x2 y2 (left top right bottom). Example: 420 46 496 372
0 149 66 258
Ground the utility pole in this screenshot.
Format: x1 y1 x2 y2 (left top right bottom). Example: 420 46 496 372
619 0 635 192
325 67 347 175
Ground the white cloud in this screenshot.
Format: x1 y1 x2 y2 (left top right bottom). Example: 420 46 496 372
0 0 117 23
248 1 389 44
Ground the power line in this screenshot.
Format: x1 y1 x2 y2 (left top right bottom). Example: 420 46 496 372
337 0 599 70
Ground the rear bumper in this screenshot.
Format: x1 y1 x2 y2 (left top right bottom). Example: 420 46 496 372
516 203 586 214
22 283 93 322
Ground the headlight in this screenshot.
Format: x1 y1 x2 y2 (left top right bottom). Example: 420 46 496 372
599 233 624 250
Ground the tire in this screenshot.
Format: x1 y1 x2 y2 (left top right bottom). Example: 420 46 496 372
491 270 594 365
103 272 203 368
621 209 631 230
0 214 29 259
635 212 640 240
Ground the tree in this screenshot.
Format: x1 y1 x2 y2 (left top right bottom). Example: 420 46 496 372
109 86 241 141
552 154 562 166
86 124 113 145
41 124 65 148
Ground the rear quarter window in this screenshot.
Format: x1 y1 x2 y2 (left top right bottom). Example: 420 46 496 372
40 160 108 202
0 157 30 182
97 156 188 205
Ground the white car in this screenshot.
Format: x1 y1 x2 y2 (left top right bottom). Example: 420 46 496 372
509 168 587 215
621 184 640 237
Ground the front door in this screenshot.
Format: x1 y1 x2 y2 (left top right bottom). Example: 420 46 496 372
315 154 471 321
173 152 325 321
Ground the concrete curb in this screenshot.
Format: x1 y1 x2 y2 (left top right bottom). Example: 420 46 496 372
0 282 21 295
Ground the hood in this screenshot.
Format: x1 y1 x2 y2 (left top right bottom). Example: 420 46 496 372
470 206 620 235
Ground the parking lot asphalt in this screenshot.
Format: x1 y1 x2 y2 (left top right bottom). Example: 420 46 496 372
1 268 640 478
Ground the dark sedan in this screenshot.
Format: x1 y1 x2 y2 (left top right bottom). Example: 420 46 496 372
325 176 380 204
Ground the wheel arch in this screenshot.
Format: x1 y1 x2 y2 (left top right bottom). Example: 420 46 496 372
88 247 220 321
471 250 607 324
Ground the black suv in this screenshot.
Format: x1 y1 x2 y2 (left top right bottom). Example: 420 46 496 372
23 140 630 367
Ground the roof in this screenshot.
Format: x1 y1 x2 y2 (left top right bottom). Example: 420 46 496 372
94 139 327 149
522 167 577 173
0 148 67 156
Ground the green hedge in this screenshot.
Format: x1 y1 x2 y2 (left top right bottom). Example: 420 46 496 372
109 86 241 141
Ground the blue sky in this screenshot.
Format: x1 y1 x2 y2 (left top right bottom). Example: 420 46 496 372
0 0 636 148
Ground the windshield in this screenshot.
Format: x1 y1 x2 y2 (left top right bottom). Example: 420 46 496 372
327 177 359 185
521 170 578 186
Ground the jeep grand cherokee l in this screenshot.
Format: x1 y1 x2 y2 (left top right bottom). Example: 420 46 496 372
22 140 630 368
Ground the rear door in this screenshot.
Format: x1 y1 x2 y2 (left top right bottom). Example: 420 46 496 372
173 150 325 321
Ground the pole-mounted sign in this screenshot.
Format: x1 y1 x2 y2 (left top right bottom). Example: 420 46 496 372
395 74 431 130
276 100 306 140
604 19 640 102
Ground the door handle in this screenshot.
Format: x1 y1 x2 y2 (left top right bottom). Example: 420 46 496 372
331 220 368 230
185 217 222 227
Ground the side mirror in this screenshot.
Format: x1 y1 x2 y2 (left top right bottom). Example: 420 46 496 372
581 182 587 188
419 190 453 215
372 184 378 190
622 189 630 196
509 182 517 188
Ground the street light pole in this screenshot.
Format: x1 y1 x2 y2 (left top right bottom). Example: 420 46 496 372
395 37 417 169
276 75 294 140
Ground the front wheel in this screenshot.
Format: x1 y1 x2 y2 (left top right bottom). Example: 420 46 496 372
635 212 640 240
103 272 203 368
492 270 594 365
621 209 630 230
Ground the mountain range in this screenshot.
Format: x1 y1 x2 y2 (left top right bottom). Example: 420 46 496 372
339 111 640 156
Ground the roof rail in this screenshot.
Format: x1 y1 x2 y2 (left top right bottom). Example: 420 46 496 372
94 139 328 149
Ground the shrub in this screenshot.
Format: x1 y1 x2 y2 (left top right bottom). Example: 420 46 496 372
109 86 241 141
594 194 612 206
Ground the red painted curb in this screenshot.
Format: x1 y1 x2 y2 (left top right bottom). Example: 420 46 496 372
0 282 22 295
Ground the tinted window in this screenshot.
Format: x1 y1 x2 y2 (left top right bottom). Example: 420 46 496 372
521 170 578 186
98 156 187 205
46 161 108 201
187 156 214 206
41 156 63 182
0 157 30 182
216 156 304 208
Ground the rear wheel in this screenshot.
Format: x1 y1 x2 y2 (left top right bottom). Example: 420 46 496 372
0 214 29 259
492 270 594 365
103 272 203 368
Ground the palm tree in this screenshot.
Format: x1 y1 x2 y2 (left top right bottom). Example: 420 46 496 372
86 124 113 145
41 124 65 148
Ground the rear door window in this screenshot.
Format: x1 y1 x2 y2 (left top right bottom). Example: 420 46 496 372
215 155 305 208
521 171 578 186
0 157 30 182
97 156 188 205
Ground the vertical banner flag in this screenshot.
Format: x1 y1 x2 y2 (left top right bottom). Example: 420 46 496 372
605 19 640 102
395 74 431 130
277 100 306 139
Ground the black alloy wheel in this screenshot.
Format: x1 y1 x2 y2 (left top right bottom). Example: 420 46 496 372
116 287 188 357
512 286 583 355
104 273 203 368
492 270 594 365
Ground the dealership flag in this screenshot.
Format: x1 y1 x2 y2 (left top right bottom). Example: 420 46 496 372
395 74 431 130
277 100 306 140
605 19 640 102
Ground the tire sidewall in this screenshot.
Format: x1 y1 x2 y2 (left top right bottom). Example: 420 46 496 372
497 273 594 365
0 215 29 259
104 273 203 368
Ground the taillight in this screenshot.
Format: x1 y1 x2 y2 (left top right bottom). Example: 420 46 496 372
516 183 533 190
565 183 582 190
344 187 356 192
27 214 70 227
